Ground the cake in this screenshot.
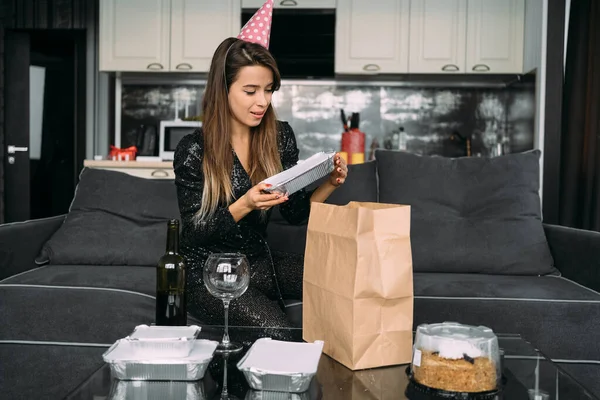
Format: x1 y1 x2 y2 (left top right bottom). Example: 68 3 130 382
410 322 500 393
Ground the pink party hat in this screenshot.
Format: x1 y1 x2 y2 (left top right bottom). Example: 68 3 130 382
237 0 274 49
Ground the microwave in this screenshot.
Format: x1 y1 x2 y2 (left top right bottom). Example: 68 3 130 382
159 120 202 161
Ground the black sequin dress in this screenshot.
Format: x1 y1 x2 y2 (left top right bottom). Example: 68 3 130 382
173 121 311 332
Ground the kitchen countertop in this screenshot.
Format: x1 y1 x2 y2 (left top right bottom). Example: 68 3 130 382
83 160 173 169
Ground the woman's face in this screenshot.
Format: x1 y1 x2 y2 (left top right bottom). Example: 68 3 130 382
228 65 274 129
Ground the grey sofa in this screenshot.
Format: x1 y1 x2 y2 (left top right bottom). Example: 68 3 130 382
1 149 599 399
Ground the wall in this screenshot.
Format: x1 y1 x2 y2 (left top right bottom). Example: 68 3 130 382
0 0 98 223
119 80 536 160
537 0 549 202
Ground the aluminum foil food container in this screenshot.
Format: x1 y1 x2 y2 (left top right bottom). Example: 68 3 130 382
125 324 201 358
262 151 335 196
108 380 206 400
244 390 311 400
237 338 324 393
103 338 218 381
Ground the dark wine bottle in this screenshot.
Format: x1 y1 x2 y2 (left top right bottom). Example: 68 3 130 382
156 219 187 326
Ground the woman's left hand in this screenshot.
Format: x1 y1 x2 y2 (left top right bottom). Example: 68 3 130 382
329 153 348 187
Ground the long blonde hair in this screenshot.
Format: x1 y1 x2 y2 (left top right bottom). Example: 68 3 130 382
198 37 282 221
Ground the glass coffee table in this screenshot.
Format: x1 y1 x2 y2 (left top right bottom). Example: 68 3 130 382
64 325 599 400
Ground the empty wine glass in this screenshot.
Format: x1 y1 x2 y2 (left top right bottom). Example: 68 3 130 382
203 253 250 354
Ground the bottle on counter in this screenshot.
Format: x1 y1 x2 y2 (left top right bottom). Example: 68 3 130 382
391 129 400 150
369 138 380 160
340 112 366 164
156 219 187 326
398 127 407 151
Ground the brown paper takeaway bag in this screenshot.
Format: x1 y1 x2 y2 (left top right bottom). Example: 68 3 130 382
302 202 414 370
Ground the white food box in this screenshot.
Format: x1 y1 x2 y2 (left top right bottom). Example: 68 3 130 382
103 338 218 381
108 380 206 400
237 338 324 393
262 151 335 196
124 324 201 358
244 390 311 400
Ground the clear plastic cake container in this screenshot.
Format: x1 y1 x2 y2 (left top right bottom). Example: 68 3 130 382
124 324 201 358
262 151 335 196
237 338 324 393
108 380 206 400
103 338 218 381
410 322 501 393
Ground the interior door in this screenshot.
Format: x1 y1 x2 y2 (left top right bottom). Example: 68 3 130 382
4 31 31 223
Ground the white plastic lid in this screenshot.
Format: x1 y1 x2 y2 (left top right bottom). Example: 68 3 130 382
237 338 324 375
262 151 335 187
414 322 498 360
127 324 201 341
103 338 218 363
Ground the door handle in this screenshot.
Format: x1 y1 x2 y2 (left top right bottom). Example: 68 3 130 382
7 145 28 154
151 169 170 177
441 64 460 71
147 63 164 70
362 64 381 72
472 64 490 72
175 63 193 70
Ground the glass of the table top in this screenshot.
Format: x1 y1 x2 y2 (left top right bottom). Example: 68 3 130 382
64 325 599 400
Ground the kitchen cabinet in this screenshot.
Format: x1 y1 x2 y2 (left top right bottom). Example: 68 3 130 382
523 0 543 73
408 0 525 74
466 0 525 74
99 0 241 72
171 0 241 72
335 0 410 74
242 0 336 8
409 0 467 73
99 0 171 71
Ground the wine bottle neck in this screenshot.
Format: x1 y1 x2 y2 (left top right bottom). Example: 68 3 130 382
166 225 179 253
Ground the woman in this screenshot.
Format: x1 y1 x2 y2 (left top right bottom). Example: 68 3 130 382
173 35 348 329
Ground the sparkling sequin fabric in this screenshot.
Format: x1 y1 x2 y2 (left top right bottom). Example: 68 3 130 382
174 121 311 333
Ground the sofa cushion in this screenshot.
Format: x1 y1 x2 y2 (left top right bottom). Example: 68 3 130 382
413 273 600 362
0 264 156 296
36 168 180 267
306 160 378 205
267 161 378 255
376 150 556 275
0 285 155 343
414 273 599 300
0 265 204 329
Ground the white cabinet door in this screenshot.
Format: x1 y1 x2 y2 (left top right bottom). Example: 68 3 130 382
99 0 170 71
335 0 410 74
466 0 525 73
170 0 241 72
242 0 335 8
408 0 467 73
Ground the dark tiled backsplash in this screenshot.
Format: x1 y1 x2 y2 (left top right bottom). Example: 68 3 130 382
121 82 535 160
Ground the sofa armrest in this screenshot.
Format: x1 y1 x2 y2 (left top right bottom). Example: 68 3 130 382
543 223 600 292
0 215 65 280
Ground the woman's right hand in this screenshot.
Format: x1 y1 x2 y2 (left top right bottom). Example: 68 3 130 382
243 183 289 211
